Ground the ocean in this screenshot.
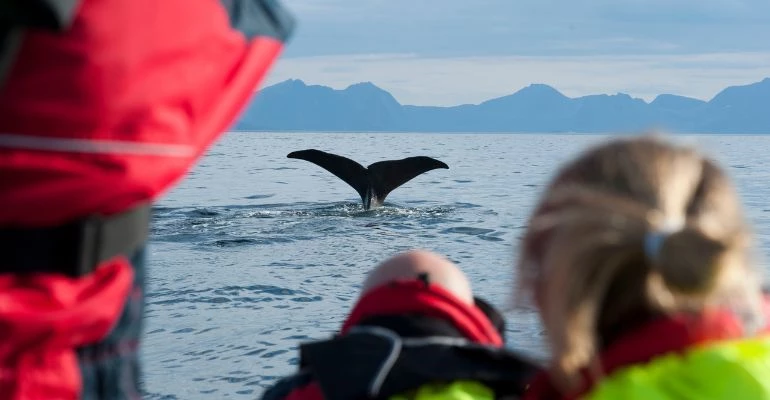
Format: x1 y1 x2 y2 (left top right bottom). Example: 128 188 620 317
141 132 770 399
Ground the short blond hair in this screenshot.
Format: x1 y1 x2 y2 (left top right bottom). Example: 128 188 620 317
515 135 765 391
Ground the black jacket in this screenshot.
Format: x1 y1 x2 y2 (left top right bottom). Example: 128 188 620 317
261 314 542 400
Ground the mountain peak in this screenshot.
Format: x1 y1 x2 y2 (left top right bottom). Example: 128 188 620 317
341 81 401 107
480 83 567 107
709 76 770 106
515 83 564 97
276 78 306 87
344 81 385 92
650 94 706 109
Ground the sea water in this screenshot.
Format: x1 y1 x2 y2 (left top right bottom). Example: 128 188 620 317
142 132 770 399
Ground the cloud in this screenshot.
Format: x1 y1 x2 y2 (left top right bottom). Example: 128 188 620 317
261 52 770 106
279 0 770 58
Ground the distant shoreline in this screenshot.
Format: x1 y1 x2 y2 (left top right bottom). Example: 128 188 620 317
234 77 770 134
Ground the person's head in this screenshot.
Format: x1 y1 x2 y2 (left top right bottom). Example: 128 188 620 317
361 249 474 304
349 249 507 344
514 135 765 389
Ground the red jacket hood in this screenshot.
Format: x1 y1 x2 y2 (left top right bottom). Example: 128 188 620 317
341 279 504 346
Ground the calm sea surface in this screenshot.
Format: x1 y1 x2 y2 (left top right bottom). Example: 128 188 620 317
141 132 770 399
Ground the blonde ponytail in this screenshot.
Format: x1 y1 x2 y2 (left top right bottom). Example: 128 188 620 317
514 135 765 393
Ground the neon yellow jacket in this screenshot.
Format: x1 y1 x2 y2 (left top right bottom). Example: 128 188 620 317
390 381 494 400
586 337 770 400
395 337 770 400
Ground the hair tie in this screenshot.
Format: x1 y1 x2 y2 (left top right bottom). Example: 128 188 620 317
644 217 685 262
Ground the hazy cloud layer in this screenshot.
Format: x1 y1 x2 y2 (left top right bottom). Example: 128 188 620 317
281 0 770 57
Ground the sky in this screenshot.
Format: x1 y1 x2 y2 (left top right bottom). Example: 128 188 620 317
261 0 770 106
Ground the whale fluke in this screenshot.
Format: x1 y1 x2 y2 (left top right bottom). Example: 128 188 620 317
287 149 449 210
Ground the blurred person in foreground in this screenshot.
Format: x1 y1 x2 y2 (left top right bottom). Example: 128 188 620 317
516 135 770 399
0 0 294 398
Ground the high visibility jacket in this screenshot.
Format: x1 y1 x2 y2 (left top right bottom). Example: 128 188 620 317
524 301 770 400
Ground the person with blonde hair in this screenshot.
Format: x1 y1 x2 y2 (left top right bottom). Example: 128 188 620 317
517 135 770 399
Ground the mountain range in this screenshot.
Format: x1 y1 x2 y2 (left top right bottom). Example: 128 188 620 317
234 77 770 134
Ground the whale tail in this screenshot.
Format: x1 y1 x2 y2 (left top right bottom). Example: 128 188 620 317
287 149 448 208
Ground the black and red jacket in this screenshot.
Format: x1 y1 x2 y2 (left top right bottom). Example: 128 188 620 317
261 279 542 400
0 1 294 399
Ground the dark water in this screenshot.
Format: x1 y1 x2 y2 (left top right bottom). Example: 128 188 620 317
141 132 770 399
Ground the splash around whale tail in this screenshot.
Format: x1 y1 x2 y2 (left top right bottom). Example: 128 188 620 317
287 149 448 208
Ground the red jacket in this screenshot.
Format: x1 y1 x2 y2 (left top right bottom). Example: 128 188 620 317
0 0 292 227
0 1 293 399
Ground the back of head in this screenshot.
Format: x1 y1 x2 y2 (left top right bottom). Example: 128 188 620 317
515 135 765 389
346 250 506 346
361 249 474 305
